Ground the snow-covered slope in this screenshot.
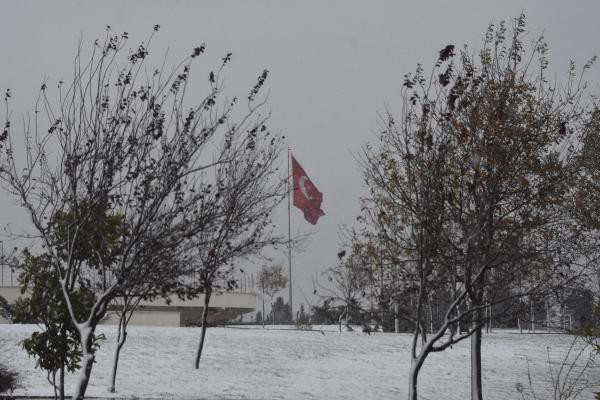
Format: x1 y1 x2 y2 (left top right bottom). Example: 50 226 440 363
1 324 598 399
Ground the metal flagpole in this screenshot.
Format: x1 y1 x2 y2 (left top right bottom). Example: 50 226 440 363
287 148 293 321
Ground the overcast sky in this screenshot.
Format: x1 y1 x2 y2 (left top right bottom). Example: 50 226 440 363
1 0 599 313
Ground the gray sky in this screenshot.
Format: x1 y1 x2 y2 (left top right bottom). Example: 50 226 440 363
1 0 600 312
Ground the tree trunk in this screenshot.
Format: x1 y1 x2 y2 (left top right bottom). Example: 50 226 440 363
530 297 535 333
51 371 57 400
59 362 65 400
394 302 399 333
344 305 349 327
428 294 434 333
338 308 347 333
261 297 265 328
470 321 483 400
408 356 425 400
485 307 489 334
485 305 492 334
194 289 212 369
72 326 96 400
457 302 461 334
109 314 128 393
380 306 385 332
546 300 550 333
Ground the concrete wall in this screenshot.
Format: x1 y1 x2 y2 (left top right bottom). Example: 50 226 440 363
138 291 257 309
0 286 257 327
0 287 258 310
102 310 181 327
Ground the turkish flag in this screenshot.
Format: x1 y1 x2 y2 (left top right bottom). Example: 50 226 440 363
292 155 325 225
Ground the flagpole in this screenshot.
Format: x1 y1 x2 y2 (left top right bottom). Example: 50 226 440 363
287 147 293 322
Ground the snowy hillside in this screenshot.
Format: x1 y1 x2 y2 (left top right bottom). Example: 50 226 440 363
1 324 598 399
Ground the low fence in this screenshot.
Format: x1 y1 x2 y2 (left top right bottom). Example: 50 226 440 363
237 272 257 293
0 263 18 287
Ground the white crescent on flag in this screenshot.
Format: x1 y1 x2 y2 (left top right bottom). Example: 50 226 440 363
291 155 324 225
299 176 312 200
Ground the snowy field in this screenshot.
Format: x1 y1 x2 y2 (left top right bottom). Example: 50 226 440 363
1 324 599 400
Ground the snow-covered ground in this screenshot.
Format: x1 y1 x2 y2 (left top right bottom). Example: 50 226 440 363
1 324 598 399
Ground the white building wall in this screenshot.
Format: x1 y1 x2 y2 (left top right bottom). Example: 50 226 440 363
102 310 181 327
0 287 21 303
0 287 256 327
138 291 257 309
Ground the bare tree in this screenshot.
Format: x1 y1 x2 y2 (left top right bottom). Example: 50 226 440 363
0 27 279 400
439 16 595 399
574 106 600 303
314 248 370 332
359 14 595 400
108 248 192 393
517 337 599 400
190 123 287 368
257 263 288 326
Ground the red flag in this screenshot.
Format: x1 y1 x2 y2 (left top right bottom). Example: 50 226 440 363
292 155 325 225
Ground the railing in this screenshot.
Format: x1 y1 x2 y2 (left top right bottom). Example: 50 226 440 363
0 264 18 287
1 265 257 291
237 272 257 293
187 271 257 294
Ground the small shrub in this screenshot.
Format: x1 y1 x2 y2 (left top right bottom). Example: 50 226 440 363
0 294 12 321
295 321 313 331
0 363 19 394
516 337 598 400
